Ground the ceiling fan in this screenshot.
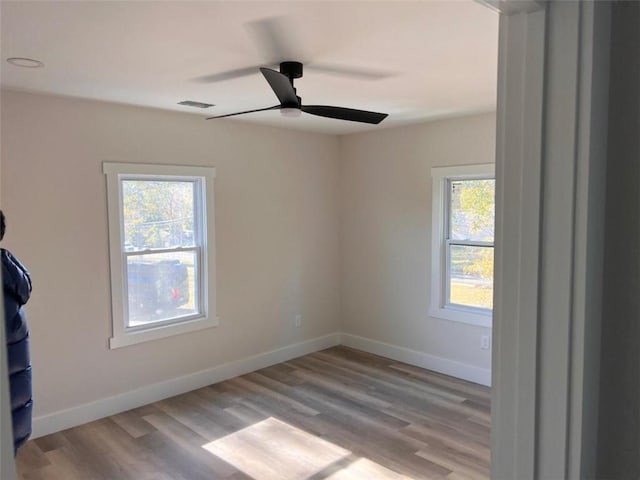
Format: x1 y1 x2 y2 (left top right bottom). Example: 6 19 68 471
195 16 393 84
206 61 388 125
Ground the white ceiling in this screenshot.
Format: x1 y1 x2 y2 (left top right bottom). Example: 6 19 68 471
0 1 498 135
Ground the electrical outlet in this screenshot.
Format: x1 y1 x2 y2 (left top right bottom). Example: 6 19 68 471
481 335 491 350
295 314 302 327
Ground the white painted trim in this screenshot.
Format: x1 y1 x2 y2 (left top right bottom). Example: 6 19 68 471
491 7 546 480
428 305 492 329
567 3 610 476
340 333 491 387
491 2 611 479
32 332 341 439
476 0 544 16
103 162 217 178
430 164 495 328
108 316 220 349
535 3 611 478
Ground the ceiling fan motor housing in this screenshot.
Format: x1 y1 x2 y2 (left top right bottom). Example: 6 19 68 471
280 61 303 79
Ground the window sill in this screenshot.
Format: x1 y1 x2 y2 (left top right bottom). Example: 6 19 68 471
429 306 493 328
109 315 219 349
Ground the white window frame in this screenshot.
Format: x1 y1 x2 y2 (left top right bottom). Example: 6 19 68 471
104 162 217 349
430 164 495 328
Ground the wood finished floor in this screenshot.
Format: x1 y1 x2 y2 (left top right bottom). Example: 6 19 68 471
16 346 491 480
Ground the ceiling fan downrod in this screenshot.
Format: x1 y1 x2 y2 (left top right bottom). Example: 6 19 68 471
279 61 303 106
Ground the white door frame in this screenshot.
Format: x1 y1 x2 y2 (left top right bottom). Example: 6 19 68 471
487 1 610 478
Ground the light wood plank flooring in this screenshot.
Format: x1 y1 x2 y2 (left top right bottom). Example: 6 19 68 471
16 346 491 479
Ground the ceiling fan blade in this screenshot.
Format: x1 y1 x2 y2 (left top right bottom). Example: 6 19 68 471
195 15 300 84
301 105 388 124
308 63 394 81
193 65 269 84
246 16 301 63
260 68 299 106
206 105 280 120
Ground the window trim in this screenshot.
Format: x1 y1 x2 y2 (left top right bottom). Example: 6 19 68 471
430 164 495 328
104 162 217 349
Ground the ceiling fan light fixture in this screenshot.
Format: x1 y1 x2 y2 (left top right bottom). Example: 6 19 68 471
280 107 302 118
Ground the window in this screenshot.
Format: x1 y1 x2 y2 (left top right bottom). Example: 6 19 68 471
104 163 217 348
430 164 495 327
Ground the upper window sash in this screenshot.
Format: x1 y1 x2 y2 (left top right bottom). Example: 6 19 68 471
446 177 495 243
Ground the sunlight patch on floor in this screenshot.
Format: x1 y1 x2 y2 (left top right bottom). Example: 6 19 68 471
202 417 351 480
323 458 411 479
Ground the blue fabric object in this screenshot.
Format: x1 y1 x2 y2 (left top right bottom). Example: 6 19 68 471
2 248 32 454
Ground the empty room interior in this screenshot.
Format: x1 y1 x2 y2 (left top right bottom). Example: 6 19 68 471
0 2 497 478
3 1 637 479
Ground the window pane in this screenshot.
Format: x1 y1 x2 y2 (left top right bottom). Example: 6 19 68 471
122 180 195 250
127 251 198 327
449 245 493 310
450 179 495 242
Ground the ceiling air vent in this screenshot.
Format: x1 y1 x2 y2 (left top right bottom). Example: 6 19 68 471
178 100 215 109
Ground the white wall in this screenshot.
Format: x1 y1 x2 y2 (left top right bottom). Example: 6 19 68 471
0 90 341 420
339 113 495 381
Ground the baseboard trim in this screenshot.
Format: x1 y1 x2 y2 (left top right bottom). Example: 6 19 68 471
32 332 341 439
340 333 492 387
33 331 491 438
